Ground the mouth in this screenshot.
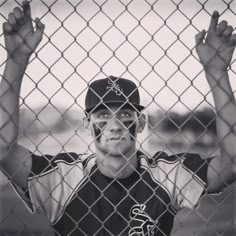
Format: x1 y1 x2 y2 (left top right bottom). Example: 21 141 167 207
109 137 125 141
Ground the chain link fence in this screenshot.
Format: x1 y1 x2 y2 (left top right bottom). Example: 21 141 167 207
0 0 236 235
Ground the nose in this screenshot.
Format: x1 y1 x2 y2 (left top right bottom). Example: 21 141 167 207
108 116 123 132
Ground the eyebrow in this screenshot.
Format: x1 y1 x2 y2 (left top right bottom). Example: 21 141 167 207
96 109 134 114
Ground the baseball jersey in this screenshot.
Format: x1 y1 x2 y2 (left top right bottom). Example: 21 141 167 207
13 150 210 236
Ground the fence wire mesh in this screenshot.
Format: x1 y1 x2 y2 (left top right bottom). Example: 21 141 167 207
0 0 236 235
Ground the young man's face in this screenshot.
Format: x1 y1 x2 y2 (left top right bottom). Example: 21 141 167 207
88 105 145 157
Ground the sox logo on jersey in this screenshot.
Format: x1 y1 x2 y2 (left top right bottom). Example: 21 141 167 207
129 204 159 236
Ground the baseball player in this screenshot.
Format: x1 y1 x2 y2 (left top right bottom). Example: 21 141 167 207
1 1 236 236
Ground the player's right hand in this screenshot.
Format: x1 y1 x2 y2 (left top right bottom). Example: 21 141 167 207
2 1 45 67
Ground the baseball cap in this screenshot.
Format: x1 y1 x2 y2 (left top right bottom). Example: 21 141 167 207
85 76 145 114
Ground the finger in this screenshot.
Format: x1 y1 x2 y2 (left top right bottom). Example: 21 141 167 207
195 30 206 54
22 1 31 19
35 18 45 35
8 13 17 30
13 7 25 25
208 11 220 32
216 20 228 35
2 22 14 34
195 30 206 45
228 34 236 46
222 25 234 40
31 18 45 47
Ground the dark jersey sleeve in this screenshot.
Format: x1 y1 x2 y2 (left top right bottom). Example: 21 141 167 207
178 152 211 184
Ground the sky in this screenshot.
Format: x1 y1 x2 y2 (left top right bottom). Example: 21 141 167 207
0 0 236 113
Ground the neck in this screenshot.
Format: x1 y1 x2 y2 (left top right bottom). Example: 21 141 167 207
96 148 138 179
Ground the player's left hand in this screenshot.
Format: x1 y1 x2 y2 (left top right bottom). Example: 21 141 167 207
195 11 236 72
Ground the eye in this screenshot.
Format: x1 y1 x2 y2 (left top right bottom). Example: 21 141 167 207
98 112 109 119
120 112 131 118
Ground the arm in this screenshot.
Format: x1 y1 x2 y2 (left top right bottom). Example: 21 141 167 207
195 11 236 193
0 1 44 189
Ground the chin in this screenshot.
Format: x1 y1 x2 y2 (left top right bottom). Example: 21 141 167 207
108 149 127 158
98 143 133 158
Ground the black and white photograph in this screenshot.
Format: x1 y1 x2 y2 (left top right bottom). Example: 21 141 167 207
0 0 236 235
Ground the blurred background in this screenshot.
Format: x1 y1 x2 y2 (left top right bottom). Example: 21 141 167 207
0 0 236 235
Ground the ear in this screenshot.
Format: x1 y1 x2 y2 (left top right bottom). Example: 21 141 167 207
137 113 146 133
83 116 91 131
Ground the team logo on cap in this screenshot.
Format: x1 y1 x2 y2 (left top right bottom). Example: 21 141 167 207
106 77 123 96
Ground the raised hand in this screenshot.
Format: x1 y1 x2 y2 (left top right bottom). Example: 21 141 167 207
2 1 45 67
195 11 236 72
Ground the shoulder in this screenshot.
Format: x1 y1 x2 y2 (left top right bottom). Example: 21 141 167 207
173 152 206 170
149 151 209 183
152 151 205 165
138 150 179 168
139 150 208 174
173 153 210 183
139 150 209 186
30 151 94 177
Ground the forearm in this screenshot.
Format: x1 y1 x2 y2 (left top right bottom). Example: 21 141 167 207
196 10 236 192
0 59 26 151
204 69 236 192
205 69 236 163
